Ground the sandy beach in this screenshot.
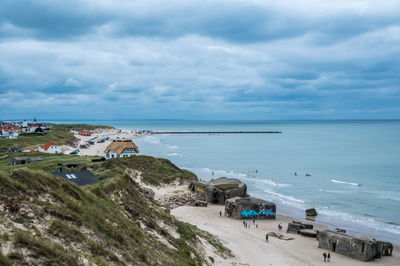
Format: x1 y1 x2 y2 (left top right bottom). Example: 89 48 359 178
172 205 400 266
62 129 149 156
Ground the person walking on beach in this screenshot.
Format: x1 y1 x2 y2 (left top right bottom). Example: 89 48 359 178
265 234 268 242
253 219 255 225
327 252 330 262
256 224 258 229
219 211 222 217
323 253 327 262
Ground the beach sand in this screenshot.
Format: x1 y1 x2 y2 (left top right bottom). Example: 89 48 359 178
172 205 400 266
62 129 148 156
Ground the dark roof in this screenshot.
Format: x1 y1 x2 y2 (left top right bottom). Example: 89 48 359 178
52 170 99 186
58 163 80 167
7 148 22 152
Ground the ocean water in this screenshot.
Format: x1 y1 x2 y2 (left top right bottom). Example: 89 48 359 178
58 120 400 244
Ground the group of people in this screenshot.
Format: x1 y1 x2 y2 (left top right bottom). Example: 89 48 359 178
294 172 311 176
242 219 259 229
323 252 331 262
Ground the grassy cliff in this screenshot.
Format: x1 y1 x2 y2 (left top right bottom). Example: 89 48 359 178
0 156 231 265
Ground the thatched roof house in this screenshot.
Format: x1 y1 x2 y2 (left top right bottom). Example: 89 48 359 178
104 140 139 159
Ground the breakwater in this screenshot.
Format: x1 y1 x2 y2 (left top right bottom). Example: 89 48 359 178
151 131 282 134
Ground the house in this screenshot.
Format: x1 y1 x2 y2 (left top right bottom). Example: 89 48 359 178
0 131 19 139
10 157 43 166
52 170 99 186
39 142 61 154
104 140 139 159
317 230 393 261
78 130 92 136
7 147 22 153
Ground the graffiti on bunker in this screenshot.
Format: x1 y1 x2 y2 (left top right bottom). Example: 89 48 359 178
240 209 276 218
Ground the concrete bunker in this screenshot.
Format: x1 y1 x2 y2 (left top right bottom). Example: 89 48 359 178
189 177 247 204
317 230 393 262
225 196 276 219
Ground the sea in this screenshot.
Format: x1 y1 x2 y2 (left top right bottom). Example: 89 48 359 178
55 120 400 244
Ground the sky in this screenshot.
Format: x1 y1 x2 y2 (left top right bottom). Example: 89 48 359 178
0 0 399 120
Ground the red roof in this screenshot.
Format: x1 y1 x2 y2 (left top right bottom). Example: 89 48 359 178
78 130 91 136
40 141 57 151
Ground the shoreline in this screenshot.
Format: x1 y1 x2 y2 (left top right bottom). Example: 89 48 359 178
66 126 400 256
172 204 400 265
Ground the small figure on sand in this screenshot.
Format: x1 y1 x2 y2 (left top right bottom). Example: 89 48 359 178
265 234 268 242
278 223 282 231
327 252 330 262
253 219 255 225
323 252 327 262
219 211 222 217
256 224 258 229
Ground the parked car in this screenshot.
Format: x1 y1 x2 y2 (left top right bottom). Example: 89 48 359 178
69 149 80 155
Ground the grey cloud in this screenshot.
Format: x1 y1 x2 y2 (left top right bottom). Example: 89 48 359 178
0 0 399 43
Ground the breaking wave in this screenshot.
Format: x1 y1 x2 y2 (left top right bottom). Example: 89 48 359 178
331 179 361 186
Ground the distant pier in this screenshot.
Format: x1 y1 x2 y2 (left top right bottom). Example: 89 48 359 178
151 131 282 134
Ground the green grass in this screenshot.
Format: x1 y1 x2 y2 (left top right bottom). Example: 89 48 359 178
0 129 73 152
50 123 113 131
0 123 113 152
0 151 103 173
0 152 231 265
0 251 12 266
48 219 87 244
99 155 197 185
13 230 79 265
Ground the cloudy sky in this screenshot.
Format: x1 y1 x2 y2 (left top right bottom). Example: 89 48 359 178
0 0 399 120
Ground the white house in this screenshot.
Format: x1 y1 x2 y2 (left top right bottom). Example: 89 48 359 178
0 131 19 139
39 141 61 154
104 140 139 159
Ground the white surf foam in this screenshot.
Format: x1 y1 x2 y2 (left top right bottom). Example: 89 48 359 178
318 208 400 236
264 190 305 203
331 179 361 186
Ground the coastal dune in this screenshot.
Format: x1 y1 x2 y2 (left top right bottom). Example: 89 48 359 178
172 205 400 266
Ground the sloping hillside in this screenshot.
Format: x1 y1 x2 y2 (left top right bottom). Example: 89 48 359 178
0 156 231 265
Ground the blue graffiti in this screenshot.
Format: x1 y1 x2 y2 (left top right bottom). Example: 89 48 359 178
240 209 276 218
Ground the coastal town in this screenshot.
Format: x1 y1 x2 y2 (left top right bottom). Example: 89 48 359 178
0 119 398 265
